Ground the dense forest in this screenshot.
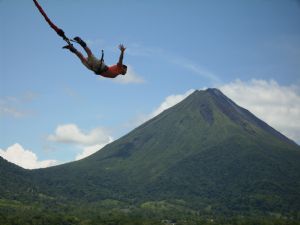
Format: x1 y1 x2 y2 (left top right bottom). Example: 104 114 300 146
1 198 300 225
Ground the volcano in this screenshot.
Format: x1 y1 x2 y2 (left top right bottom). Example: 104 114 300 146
2 89 300 215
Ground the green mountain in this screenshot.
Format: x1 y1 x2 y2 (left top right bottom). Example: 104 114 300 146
1 89 300 218
32 89 300 212
0 157 34 199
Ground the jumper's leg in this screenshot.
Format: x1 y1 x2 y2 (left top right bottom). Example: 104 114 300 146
63 44 89 67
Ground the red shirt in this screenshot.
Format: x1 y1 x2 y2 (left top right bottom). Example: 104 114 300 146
100 64 123 78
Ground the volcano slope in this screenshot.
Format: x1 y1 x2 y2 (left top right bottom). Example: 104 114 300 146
2 89 300 217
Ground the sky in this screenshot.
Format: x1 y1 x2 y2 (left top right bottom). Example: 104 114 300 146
1 0 300 169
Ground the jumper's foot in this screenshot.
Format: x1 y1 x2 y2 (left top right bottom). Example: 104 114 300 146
73 36 87 48
62 44 76 53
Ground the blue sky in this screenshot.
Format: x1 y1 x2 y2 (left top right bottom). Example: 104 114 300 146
1 0 300 169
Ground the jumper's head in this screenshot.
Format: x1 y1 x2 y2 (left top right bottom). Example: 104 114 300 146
121 65 127 75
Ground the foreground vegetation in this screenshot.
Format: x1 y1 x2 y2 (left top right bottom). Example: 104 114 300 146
1 198 299 225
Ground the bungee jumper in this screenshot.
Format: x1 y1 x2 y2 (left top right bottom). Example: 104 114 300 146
33 0 127 78
63 38 127 78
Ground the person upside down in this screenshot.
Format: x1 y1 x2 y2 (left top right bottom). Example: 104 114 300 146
63 37 127 78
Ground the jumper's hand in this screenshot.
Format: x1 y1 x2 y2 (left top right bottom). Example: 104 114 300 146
119 44 126 52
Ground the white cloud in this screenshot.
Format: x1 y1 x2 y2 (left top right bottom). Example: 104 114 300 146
114 65 145 84
0 92 37 118
0 105 26 118
0 98 27 118
130 89 195 128
48 124 114 160
48 124 112 146
0 143 57 169
219 79 300 143
150 89 195 118
75 137 113 160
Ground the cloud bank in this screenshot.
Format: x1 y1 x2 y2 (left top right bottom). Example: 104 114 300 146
48 124 113 160
219 79 300 143
0 143 57 169
48 124 111 146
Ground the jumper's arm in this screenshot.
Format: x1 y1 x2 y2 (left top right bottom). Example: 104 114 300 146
118 44 126 65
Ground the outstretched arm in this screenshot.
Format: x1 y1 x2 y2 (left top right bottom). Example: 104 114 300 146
118 44 126 65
